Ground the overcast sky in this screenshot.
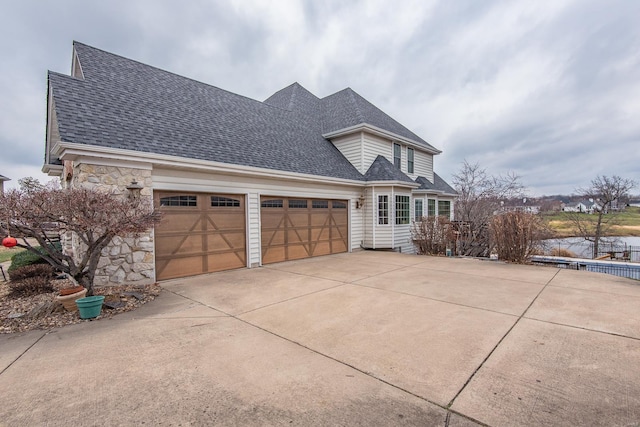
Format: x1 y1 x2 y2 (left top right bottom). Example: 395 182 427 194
1 0 638 196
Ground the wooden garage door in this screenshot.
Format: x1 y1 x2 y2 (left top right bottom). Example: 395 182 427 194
154 192 246 280
261 197 348 264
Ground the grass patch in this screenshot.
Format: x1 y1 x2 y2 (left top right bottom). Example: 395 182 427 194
0 248 25 264
542 207 640 237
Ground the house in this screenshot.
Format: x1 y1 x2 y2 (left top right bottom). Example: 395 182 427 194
562 200 600 214
0 175 9 194
43 42 457 285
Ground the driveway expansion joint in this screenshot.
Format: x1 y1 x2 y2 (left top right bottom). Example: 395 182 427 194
446 269 562 408
0 331 48 376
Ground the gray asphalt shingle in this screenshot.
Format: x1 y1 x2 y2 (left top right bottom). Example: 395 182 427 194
48 42 440 182
415 174 457 194
364 156 416 184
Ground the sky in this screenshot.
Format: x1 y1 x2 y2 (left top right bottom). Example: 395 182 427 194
1 0 638 196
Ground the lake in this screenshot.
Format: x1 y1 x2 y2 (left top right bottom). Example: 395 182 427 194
544 236 640 260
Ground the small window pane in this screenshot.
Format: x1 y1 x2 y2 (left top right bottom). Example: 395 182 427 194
407 148 414 174
261 199 283 208
332 201 347 209
393 143 401 169
414 199 423 220
160 195 197 207
288 199 308 209
312 200 329 209
395 195 410 225
211 196 240 207
378 195 389 225
438 200 451 218
427 199 436 216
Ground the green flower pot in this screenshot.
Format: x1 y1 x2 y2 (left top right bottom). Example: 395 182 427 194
75 296 105 319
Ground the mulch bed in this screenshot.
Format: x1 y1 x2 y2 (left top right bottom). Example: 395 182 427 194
0 278 161 334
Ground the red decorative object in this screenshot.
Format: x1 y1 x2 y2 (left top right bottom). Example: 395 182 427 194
2 237 17 248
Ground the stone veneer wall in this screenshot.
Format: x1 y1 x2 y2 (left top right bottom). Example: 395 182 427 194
65 162 155 286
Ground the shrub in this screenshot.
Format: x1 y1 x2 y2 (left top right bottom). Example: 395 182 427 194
9 264 55 282
7 242 61 274
411 216 456 255
490 211 551 263
8 264 55 297
550 248 577 258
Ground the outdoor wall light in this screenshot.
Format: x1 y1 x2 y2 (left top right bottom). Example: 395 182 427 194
356 194 366 209
126 180 143 200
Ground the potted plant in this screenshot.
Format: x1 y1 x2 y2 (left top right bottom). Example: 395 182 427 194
56 286 87 312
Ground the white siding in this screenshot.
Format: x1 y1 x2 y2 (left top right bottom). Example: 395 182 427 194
351 196 364 251
331 133 363 173
394 225 414 254
363 187 375 248
371 186 394 249
412 151 433 181
152 168 363 267
362 132 392 172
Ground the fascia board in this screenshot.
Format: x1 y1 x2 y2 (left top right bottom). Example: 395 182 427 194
364 180 420 189
323 123 442 155
55 142 366 188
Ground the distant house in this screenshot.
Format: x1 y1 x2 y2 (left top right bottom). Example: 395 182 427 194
563 200 600 213
43 42 457 285
0 175 9 194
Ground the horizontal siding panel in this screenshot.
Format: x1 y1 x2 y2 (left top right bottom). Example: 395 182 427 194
362 133 392 173
331 134 362 173
412 151 433 181
394 225 414 254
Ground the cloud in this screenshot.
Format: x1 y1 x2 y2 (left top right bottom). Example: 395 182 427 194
0 0 638 195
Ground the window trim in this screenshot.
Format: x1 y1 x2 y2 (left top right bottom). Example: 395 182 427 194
414 198 423 221
378 195 389 225
407 147 414 174
395 195 410 225
427 199 436 217
438 200 451 219
393 143 401 169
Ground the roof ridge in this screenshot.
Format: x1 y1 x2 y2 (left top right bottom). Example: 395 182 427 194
346 88 365 123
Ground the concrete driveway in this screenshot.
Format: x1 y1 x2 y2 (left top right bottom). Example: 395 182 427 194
1 251 639 426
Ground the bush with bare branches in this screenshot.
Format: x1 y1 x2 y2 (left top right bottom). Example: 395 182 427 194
8 264 55 297
411 216 456 255
490 211 550 263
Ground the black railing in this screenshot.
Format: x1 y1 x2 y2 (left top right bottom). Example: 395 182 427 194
531 256 640 281
593 244 640 262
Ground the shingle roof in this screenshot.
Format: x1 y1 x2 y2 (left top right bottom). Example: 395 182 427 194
364 156 416 184
48 42 441 182
0 175 10 181
415 173 457 194
321 88 438 152
49 43 363 181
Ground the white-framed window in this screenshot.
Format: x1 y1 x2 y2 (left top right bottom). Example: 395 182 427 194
407 147 414 174
378 195 389 225
438 200 451 218
414 198 423 220
393 143 401 169
427 199 436 216
395 195 410 225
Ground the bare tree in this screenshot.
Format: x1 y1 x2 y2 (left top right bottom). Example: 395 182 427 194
0 184 161 295
452 160 525 256
568 175 637 257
